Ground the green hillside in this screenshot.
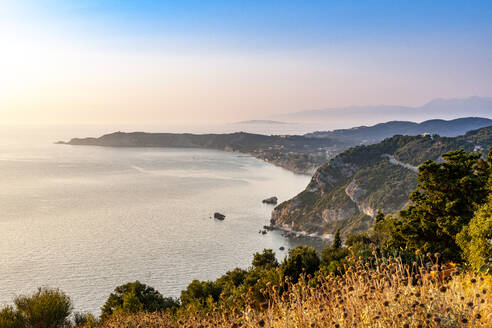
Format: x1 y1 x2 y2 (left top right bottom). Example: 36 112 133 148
271 126 492 236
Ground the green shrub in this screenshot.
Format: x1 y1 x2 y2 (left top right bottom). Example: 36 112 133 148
14 287 72 328
101 281 178 320
281 246 320 283
251 249 279 269
0 306 25 328
457 200 492 270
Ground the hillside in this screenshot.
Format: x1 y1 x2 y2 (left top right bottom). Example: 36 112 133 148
305 117 492 144
270 126 492 237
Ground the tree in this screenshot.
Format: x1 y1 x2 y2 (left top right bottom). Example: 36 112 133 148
390 149 490 261
375 209 385 223
239 267 283 309
0 306 24 328
180 280 221 309
321 229 349 272
332 229 342 249
101 281 178 320
14 287 72 328
281 246 320 283
252 249 279 269
457 199 492 270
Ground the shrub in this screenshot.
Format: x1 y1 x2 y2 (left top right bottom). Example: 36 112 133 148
281 246 320 283
101 281 178 320
251 249 279 269
14 287 72 328
0 306 24 328
457 200 492 271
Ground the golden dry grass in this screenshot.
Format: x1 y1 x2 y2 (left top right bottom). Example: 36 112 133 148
98 256 491 328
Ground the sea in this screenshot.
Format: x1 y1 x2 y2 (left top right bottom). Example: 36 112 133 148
0 122 331 314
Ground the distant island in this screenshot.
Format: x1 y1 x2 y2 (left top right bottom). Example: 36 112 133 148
232 120 292 125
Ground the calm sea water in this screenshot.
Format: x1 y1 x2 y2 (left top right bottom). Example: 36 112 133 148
0 125 322 314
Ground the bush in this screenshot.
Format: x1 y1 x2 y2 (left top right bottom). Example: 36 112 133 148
101 281 178 320
457 200 492 271
281 246 320 282
0 306 24 328
14 287 72 328
180 280 221 309
251 249 278 269
73 312 99 327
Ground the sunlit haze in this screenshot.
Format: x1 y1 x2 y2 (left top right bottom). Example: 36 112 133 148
1 1 491 125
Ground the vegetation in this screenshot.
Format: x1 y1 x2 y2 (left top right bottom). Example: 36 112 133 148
0 288 72 328
88 255 491 328
390 150 490 262
272 126 492 236
101 281 179 320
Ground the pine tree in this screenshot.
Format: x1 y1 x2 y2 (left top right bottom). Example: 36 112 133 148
333 228 342 249
375 209 385 223
390 149 490 261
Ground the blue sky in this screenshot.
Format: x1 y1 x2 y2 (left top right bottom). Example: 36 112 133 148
15 1 492 49
1 0 491 124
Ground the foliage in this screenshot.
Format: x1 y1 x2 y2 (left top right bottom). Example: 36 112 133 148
179 280 221 310
73 312 99 328
332 228 342 249
280 246 320 283
13 287 72 328
96 257 492 328
0 306 25 328
390 149 490 262
101 281 178 320
457 199 492 271
320 230 349 274
251 249 279 269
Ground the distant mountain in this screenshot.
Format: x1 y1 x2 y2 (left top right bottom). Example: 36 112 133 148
272 97 492 127
232 120 291 125
270 125 492 237
305 117 492 144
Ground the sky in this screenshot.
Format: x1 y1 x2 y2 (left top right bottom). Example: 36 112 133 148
0 0 491 125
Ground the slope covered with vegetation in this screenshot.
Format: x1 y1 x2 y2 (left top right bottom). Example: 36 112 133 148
271 126 492 236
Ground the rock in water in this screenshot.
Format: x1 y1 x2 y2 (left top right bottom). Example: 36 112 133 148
214 212 226 220
262 196 278 205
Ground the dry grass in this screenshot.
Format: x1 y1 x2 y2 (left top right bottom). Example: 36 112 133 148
98 256 491 328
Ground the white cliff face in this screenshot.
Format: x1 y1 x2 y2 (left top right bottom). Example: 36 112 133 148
321 207 357 223
344 179 377 218
345 180 367 203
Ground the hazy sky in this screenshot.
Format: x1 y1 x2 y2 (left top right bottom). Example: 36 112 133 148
1 1 491 125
